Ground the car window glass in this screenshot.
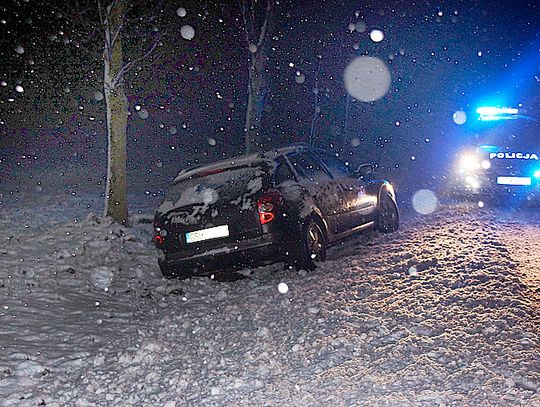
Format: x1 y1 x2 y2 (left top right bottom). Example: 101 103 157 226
166 165 264 208
318 153 351 179
288 152 331 182
274 159 295 186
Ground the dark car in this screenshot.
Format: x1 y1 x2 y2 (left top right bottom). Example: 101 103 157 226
153 144 399 279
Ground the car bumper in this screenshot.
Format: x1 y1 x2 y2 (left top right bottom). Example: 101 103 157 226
158 232 285 277
446 173 540 202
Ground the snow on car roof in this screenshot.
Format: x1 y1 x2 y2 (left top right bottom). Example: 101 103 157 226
173 153 266 184
172 144 310 184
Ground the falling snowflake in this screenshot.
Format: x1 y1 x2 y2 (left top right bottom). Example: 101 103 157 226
355 20 366 33
343 56 391 102
137 108 149 119
452 110 467 125
294 72 305 84
176 7 187 17
369 30 384 42
181 25 195 40
412 189 438 215
278 282 289 294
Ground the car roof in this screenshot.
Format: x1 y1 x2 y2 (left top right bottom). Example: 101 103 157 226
173 143 315 184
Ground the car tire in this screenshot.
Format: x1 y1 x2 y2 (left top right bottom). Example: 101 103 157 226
295 219 327 271
377 190 399 233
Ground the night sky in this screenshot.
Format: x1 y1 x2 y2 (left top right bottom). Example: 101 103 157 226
1 0 539 202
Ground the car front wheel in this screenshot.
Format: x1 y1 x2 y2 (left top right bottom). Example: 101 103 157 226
377 190 399 233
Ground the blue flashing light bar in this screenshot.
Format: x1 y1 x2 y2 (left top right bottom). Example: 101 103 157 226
476 107 519 116
534 170 540 179
476 106 519 121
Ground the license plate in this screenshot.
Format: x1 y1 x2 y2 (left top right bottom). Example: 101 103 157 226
496 176 532 186
185 225 230 244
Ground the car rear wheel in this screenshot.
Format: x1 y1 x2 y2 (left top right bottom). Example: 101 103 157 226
296 219 327 271
377 191 399 233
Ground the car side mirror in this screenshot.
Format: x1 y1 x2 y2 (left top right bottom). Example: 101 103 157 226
356 164 374 176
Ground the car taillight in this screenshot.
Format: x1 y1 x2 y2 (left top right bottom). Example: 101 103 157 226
257 189 283 225
153 234 164 246
153 217 165 246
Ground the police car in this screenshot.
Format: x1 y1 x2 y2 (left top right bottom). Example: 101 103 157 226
449 107 540 203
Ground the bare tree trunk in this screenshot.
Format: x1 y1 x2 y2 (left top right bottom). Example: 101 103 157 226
341 93 350 151
309 58 322 147
242 0 274 155
245 51 267 155
103 0 128 225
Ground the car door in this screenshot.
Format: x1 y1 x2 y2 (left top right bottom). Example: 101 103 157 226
286 151 347 235
317 152 377 229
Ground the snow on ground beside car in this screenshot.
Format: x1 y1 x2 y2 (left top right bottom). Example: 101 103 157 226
496 210 540 294
0 195 539 406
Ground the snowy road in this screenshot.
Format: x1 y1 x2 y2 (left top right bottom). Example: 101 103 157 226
0 202 539 406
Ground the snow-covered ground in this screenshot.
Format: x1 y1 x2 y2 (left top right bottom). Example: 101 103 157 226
0 192 539 406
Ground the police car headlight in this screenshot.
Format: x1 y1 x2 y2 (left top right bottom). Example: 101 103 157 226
465 176 481 189
458 153 481 172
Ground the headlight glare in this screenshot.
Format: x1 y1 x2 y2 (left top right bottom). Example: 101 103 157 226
458 154 481 172
465 176 481 189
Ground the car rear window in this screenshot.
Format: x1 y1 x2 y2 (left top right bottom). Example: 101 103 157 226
165 164 267 208
274 158 296 186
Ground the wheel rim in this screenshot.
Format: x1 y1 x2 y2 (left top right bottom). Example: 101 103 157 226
380 194 398 230
307 223 325 263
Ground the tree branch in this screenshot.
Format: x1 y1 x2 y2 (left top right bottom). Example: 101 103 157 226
45 1 97 32
97 0 105 25
250 0 256 34
256 0 273 48
70 29 102 60
114 32 161 83
239 0 251 45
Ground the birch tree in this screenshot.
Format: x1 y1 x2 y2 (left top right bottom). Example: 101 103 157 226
240 0 275 155
100 0 129 225
99 0 165 225
52 0 164 225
